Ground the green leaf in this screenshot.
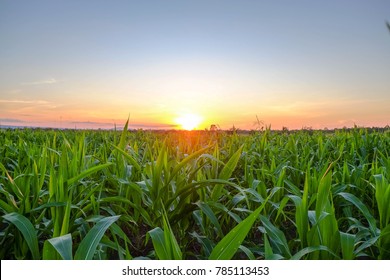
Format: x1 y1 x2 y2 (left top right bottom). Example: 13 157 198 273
67 162 113 186
264 234 274 259
47 233 73 260
238 245 255 260
170 146 210 181
374 174 390 230
0 185 19 212
260 215 292 258
99 196 152 225
111 145 141 172
338 192 378 234
149 227 169 260
74 215 120 260
196 202 223 237
60 201 71 236
162 214 182 260
43 240 59 260
219 145 244 180
315 172 332 219
118 117 129 150
211 145 243 200
0 163 24 200
292 245 339 260
379 224 390 259
148 208 182 260
165 179 242 210
3 212 40 260
289 194 308 248
264 233 284 260
340 232 355 260
190 231 213 257
28 202 67 213
0 198 16 213
209 201 267 260
355 235 379 256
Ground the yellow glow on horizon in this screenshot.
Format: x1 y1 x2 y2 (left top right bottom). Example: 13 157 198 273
175 113 202 130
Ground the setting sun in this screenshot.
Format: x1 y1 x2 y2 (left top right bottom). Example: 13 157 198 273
175 113 202 130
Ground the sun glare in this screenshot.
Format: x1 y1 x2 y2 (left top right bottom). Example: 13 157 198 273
175 113 202 130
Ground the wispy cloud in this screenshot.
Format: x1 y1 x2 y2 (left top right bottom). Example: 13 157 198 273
129 123 177 129
0 99 50 104
0 118 25 123
71 121 114 126
4 89 23 94
21 78 59 86
71 121 176 129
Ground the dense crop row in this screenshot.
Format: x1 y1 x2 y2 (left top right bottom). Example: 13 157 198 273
0 124 389 259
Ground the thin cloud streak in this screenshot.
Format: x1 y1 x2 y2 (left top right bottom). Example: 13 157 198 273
21 78 59 85
70 121 176 129
71 121 115 126
0 99 50 104
0 118 25 123
129 123 177 129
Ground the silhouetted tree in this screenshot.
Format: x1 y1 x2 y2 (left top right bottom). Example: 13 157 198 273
210 124 220 131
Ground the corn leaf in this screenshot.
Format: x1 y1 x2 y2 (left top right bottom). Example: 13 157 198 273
74 215 120 260
3 212 40 260
209 201 266 260
47 233 73 260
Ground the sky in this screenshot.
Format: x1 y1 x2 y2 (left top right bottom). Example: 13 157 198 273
1 0 389 130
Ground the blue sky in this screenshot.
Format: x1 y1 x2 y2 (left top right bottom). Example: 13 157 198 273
1 0 389 129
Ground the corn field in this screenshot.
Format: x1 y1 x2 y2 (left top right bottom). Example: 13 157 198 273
1 124 389 260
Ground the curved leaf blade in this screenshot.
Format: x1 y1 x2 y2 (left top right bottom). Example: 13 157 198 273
292 245 339 260
74 215 120 260
338 192 377 234
67 162 113 186
47 233 73 260
148 227 169 260
3 212 40 260
209 201 267 260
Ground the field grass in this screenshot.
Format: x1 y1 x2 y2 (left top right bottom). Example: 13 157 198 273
0 124 389 260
